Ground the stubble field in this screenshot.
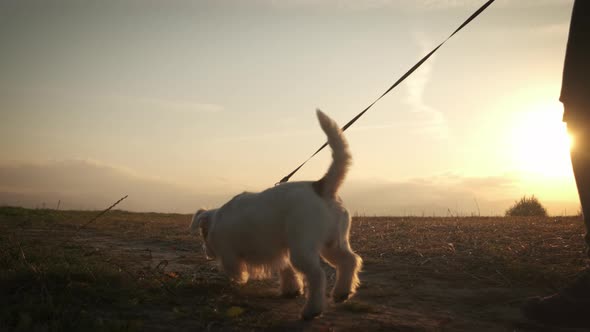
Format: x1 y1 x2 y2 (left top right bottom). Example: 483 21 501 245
1 207 588 331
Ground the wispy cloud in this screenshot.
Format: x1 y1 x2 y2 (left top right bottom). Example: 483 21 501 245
259 0 569 13
265 0 397 11
400 0 566 11
216 128 315 143
403 33 449 138
131 96 224 114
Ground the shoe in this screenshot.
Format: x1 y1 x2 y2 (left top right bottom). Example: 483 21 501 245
522 269 590 328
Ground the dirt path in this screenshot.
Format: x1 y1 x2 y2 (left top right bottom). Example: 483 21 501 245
69 228 575 332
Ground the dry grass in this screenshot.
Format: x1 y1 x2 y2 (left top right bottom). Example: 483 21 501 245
1 206 588 331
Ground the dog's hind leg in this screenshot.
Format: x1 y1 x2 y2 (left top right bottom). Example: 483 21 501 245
279 264 303 298
321 245 362 303
289 248 326 320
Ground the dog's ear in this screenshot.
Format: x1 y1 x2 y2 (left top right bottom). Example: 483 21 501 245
190 208 208 235
199 213 211 238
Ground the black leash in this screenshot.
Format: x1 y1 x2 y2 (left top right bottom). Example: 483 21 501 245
277 0 496 184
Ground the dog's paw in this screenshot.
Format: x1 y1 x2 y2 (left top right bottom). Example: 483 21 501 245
280 289 303 298
301 300 324 321
332 292 352 303
301 308 323 321
227 271 249 285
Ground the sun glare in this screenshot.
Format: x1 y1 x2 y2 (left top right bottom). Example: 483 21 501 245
510 101 573 177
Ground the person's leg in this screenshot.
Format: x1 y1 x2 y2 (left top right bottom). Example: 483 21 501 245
521 118 590 327
569 121 590 254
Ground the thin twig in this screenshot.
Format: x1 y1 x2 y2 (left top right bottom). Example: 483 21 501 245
18 242 53 305
78 195 128 231
56 195 128 248
473 197 481 217
18 242 40 275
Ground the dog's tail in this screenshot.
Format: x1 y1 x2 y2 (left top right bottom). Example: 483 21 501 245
313 109 351 199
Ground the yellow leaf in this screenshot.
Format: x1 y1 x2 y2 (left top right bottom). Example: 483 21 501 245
225 306 245 317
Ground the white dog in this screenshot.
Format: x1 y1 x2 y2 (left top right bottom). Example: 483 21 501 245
190 109 362 320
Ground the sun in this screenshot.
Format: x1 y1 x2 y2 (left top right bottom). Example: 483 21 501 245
510 100 573 177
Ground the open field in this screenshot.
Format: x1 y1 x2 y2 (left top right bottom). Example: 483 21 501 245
1 206 588 331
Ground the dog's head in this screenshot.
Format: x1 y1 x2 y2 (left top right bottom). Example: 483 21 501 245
190 208 216 259
190 208 209 237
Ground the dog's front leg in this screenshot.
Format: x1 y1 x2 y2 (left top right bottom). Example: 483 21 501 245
221 254 248 284
290 250 325 320
279 265 303 298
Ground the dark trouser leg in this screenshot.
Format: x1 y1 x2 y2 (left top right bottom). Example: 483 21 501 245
568 122 590 259
521 120 590 327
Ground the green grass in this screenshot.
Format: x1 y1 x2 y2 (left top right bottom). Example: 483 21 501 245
1 230 147 331
0 206 257 331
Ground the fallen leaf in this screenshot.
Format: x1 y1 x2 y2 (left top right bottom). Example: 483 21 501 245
226 306 245 318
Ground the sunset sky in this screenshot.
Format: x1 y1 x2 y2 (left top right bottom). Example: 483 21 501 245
0 0 580 215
